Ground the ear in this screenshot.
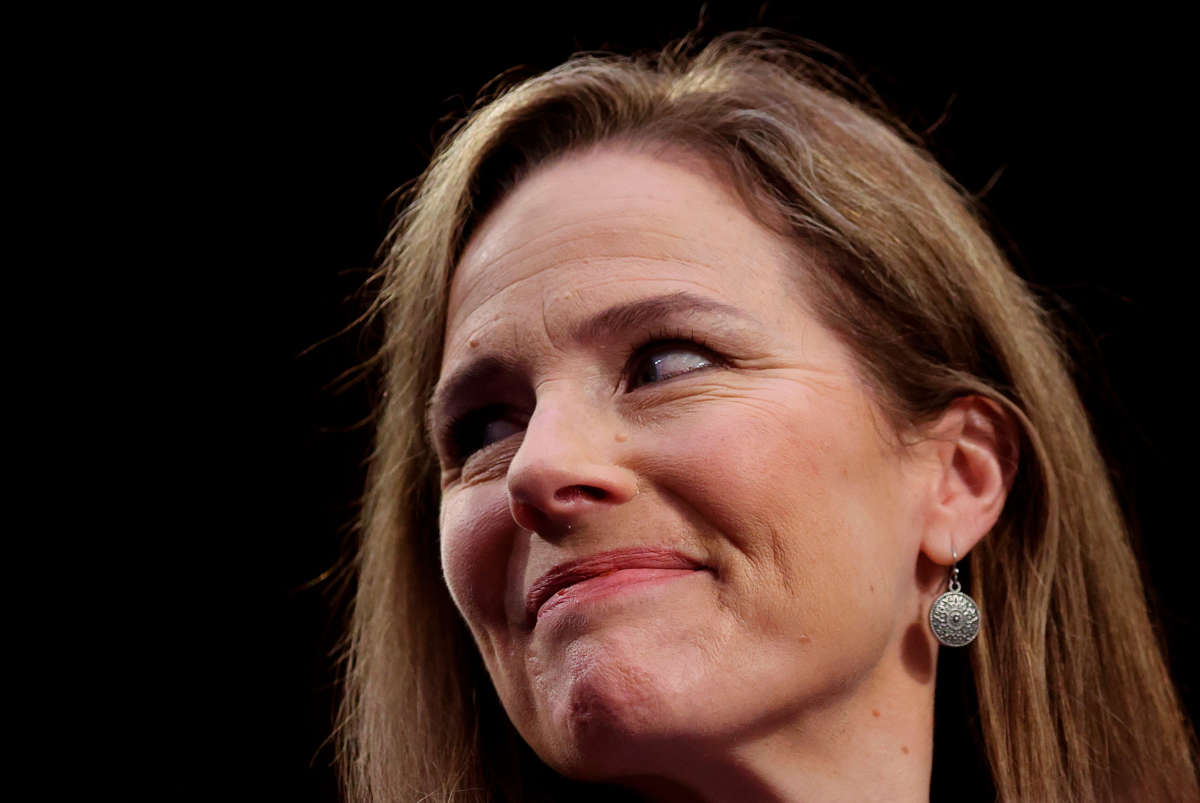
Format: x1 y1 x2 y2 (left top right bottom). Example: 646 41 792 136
917 396 1020 566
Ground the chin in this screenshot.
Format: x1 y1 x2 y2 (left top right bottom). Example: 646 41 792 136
520 632 702 775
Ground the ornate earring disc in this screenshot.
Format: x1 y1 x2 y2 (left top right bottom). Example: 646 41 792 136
929 589 980 647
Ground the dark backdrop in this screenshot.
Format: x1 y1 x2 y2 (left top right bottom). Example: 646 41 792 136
187 5 1197 800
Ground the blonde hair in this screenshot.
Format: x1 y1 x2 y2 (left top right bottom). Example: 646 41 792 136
339 32 1199 802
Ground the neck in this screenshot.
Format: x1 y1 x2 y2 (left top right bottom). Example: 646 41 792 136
623 623 938 803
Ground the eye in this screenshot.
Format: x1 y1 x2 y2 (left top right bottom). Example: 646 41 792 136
627 342 716 390
446 404 527 461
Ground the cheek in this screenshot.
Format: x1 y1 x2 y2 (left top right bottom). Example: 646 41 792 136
440 486 546 749
640 395 909 630
439 486 517 643
645 396 850 546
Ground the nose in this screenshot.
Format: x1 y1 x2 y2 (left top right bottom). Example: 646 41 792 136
506 396 638 534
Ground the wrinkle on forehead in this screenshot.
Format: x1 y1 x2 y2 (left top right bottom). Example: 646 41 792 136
445 146 789 331
448 223 772 338
445 257 758 358
442 275 757 380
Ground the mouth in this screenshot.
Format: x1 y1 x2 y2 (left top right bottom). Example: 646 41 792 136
526 547 707 622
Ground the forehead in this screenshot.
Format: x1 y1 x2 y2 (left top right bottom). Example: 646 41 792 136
444 146 802 356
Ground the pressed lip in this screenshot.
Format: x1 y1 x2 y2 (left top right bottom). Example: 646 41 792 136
525 546 705 621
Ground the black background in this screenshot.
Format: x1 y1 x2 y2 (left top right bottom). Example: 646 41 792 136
154 4 1197 799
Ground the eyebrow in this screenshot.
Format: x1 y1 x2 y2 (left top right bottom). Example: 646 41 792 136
568 291 754 343
428 291 755 434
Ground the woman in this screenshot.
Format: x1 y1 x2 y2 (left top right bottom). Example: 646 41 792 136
338 33 1199 801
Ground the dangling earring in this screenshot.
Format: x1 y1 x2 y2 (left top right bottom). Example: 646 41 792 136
929 548 980 647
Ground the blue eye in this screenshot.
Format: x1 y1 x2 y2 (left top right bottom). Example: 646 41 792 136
628 344 715 389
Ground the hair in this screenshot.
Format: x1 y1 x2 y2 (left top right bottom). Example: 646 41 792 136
337 31 1199 802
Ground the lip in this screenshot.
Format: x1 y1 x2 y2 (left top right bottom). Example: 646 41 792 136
526 547 706 622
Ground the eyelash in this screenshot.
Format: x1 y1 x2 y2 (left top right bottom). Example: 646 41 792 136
441 403 522 466
440 329 722 466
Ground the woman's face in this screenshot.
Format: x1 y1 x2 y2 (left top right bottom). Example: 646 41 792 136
431 146 937 783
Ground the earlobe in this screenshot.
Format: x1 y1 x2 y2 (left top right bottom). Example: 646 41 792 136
918 396 1021 566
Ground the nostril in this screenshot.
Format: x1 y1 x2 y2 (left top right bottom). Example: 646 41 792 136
554 485 608 503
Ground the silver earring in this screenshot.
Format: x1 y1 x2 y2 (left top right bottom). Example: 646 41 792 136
929 549 980 647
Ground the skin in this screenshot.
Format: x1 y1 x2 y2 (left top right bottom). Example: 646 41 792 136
430 144 1015 802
